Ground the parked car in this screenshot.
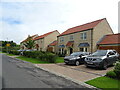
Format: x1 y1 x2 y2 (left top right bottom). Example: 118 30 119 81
17 49 26 52
84 50 120 70
64 52 90 66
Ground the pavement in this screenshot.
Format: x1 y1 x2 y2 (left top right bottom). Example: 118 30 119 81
2 54 88 88
35 63 113 88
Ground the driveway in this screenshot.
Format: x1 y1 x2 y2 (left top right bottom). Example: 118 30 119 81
35 63 114 84
57 63 114 76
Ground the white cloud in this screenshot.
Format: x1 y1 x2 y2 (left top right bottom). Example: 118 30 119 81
1 0 119 44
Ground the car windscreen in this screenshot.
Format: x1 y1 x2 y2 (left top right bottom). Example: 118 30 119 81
92 50 107 56
70 52 82 56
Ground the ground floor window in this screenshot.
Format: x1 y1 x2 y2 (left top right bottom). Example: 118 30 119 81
80 47 87 52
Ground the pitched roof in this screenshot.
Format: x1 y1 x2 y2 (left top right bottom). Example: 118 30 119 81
48 40 58 46
58 18 105 36
21 34 38 43
33 30 58 40
98 33 120 45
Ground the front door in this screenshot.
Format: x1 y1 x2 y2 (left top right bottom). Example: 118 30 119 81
70 48 73 54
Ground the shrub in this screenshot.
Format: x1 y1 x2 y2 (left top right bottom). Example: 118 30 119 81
45 53 57 63
2 48 7 53
9 50 20 55
23 51 33 58
37 52 45 60
21 51 57 63
106 71 117 78
114 61 120 79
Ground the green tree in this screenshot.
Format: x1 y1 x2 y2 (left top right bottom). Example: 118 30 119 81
24 36 35 49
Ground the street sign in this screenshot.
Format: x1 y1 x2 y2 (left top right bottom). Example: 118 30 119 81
6 43 10 47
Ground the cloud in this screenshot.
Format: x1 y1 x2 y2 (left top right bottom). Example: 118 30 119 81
0 0 119 44
1 17 22 25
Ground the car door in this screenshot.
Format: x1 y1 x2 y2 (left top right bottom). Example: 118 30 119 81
107 51 116 65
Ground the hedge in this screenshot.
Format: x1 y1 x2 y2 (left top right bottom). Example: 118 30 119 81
23 51 57 63
114 61 120 79
106 71 117 78
9 50 21 55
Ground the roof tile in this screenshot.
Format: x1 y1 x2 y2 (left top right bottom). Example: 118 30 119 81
49 40 58 46
98 33 120 45
58 18 105 36
33 30 58 40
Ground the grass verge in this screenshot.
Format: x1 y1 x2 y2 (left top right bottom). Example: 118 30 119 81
16 56 64 64
85 76 120 89
55 57 64 63
6 53 16 56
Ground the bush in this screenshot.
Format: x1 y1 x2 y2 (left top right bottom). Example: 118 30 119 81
2 48 7 53
106 71 117 78
45 53 57 63
114 61 120 79
22 51 57 63
9 50 20 55
23 51 33 58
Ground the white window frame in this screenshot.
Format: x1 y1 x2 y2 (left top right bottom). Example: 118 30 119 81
81 32 87 40
79 47 87 52
60 37 64 42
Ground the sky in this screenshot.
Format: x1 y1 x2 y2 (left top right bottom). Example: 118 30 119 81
0 0 119 44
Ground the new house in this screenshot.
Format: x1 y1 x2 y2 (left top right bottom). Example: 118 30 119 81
47 40 58 53
97 33 120 54
33 30 60 51
57 18 113 55
20 34 38 50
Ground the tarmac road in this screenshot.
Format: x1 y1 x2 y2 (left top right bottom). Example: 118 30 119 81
2 54 87 89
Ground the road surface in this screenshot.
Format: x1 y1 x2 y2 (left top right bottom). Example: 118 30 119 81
2 54 87 88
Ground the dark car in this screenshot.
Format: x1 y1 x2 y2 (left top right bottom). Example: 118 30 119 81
84 50 120 70
64 52 90 66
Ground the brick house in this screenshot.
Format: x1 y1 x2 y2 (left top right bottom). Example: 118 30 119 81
97 33 120 54
57 18 113 55
33 30 60 51
20 34 38 50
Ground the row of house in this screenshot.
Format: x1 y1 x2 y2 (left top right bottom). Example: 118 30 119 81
20 18 120 55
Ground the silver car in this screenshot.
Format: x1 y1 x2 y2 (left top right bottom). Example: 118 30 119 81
84 50 120 70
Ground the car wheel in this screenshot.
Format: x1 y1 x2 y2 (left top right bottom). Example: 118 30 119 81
75 61 80 66
102 62 107 70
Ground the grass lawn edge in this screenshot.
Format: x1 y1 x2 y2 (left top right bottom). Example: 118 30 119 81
85 76 120 89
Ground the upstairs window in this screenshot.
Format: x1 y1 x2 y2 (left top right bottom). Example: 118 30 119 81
81 32 87 40
70 35 73 40
60 37 64 42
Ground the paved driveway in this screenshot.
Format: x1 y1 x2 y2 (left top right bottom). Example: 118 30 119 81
57 63 114 76
35 63 114 84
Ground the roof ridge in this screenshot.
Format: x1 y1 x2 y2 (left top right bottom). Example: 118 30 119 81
58 18 106 36
34 30 58 40
68 18 105 30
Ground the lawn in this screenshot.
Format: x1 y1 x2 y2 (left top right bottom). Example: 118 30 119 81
16 56 64 64
85 76 120 89
55 57 64 63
